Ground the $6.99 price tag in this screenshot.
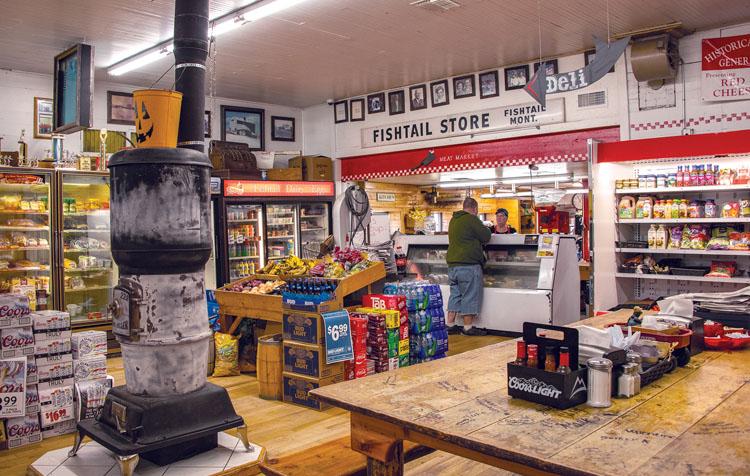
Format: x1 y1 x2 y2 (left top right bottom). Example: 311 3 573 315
322 310 354 364
327 323 349 342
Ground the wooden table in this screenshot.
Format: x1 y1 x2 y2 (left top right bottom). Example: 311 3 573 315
311 310 750 475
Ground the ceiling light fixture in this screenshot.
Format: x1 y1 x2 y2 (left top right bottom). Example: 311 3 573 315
107 0 309 76
436 179 498 189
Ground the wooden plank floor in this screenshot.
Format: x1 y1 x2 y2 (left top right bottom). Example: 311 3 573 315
0 333 508 476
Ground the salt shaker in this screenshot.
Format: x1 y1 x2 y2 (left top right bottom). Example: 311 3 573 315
626 352 643 373
617 363 641 398
586 358 613 408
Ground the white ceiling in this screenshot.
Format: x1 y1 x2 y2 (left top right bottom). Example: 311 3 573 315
1 0 749 107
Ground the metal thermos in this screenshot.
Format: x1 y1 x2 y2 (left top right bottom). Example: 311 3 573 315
586 357 613 408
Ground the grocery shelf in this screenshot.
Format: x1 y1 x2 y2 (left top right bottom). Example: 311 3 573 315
72 318 111 328
65 285 112 293
64 267 113 273
64 211 109 217
268 235 294 239
229 256 260 260
0 267 47 272
301 214 325 218
0 210 48 215
615 184 750 195
301 228 326 232
617 218 750 224
227 219 258 224
614 272 750 284
64 248 111 253
0 226 48 231
0 247 50 251
616 248 750 256
63 229 110 233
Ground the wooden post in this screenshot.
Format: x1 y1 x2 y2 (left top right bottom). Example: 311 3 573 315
351 413 405 476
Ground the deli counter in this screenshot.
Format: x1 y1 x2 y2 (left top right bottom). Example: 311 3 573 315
397 234 579 332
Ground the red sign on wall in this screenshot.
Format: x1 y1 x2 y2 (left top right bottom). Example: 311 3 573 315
701 34 750 101
224 180 334 197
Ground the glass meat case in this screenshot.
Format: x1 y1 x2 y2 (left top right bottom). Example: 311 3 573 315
300 203 330 257
0 169 53 309
400 234 579 332
58 171 116 326
226 204 264 281
266 204 297 260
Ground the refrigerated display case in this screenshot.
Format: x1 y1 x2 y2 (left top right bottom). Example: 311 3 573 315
300 202 329 257
0 168 54 308
56 171 117 327
398 234 579 332
226 203 264 281
266 203 297 260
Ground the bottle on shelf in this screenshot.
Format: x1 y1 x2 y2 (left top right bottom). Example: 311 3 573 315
18 129 28 164
676 166 684 187
656 225 667 249
648 225 657 249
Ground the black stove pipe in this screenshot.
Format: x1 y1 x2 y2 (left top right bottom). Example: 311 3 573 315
174 0 209 151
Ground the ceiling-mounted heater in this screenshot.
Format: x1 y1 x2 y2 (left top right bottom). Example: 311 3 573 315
630 34 680 89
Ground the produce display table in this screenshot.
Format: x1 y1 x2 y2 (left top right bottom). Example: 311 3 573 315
311 310 750 475
215 261 386 334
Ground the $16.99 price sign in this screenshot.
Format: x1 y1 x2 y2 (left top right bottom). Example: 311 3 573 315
322 310 353 364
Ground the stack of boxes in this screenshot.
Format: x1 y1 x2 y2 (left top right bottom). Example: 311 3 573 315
281 311 344 410
344 315 367 380
72 330 111 421
406 284 448 364
34 310 75 439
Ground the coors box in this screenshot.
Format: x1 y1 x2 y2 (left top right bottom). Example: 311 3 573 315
1 326 34 358
5 414 42 448
0 294 31 329
0 357 27 418
25 384 40 415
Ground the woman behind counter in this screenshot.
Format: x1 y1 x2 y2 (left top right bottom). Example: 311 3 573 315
490 208 517 234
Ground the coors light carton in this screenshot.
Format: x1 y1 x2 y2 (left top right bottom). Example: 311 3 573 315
0 357 27 418
25 384 40 415
5 414 42 448
1 326 35 358
0 294 31 329
26 355 38 385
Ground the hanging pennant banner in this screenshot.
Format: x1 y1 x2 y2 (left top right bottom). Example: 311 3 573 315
525 36 630 107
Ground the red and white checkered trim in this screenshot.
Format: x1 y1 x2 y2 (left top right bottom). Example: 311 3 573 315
630 112 750 131
342 153 587 181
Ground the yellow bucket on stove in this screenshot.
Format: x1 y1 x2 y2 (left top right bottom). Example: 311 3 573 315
133 89 183 148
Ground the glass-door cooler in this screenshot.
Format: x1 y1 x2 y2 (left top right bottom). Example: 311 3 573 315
0 169 54 309
226 203 264 282
300 203 330 258
266 204 298 261
57 171 117 327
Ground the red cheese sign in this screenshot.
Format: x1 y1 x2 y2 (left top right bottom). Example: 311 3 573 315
224 180 334 197
701 34 750 101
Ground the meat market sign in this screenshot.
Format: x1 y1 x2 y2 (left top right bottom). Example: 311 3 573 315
701 34 750 101
361 99 564 148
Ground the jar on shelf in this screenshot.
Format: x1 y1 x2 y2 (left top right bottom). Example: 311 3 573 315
638 175 647 189
646 175 657 188
667 172 677 188
656 174 667 188
705 199 718 218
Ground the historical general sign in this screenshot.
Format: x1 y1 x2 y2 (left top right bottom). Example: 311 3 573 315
701 34 750 102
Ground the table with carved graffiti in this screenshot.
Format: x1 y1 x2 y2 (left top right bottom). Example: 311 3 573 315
311 310 750 475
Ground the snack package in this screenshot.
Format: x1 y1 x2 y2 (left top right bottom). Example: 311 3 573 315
722 202 740 218
728 232 750 251
212 332 240 377
706 261 737 278
680 225 709 250
668 226 682 249
706 226 735 250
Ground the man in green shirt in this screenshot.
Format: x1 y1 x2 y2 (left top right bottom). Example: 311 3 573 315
446 197 491 336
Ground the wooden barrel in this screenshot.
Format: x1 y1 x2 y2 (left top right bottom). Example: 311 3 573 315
257 334 283 400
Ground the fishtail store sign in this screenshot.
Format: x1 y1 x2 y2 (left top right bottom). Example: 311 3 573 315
361 99 564 148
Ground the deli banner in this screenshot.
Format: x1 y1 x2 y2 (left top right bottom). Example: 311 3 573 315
361 99 564 148
701 34 750 102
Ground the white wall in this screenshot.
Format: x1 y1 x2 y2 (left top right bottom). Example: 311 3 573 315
0 69 304 158
626 23 750 140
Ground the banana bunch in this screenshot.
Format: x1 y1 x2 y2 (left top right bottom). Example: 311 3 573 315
262 255 316 276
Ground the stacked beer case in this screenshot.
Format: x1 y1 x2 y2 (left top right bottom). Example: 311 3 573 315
72 330 112 422
344 315 367 380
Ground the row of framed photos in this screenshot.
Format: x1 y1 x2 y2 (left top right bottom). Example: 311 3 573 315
334 50 607 123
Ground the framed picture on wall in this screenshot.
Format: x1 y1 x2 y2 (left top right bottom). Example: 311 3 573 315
585 49 615 73
34 97 54 139
478 71 499 99
409 85 427 111
107 91 135 125
533 59 559 76
221 105 265 150
204 111 211 138
430 80 450 107
367 93 385 114
350 98 365 122
271 116 296 141
388 90 405 115
504 65 529 90
334 100 348 123
453 75 476 99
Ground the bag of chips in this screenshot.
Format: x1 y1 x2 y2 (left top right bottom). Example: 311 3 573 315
212 332 240 377
706 261 737 278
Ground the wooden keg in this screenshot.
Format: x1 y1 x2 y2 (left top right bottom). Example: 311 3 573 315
257 333 283 400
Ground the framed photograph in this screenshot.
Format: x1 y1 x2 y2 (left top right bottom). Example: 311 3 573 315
388 90 405 115
334 100 348 123
367 93 385 114
221 105 265 151
204 111 211 138
350 98 365 122
585 49 615 73
533 59 559 76
271 116 295 142
504 65 530 90
107 91 135 125
409 85 427 111
453 75 476 99
34 97 53 139
478 71 499 99
430 80 450 107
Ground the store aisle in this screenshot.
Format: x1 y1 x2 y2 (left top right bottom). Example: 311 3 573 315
0 334 509 475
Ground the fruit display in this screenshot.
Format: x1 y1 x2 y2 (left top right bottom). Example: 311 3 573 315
227 279 286 295
309 247 374 278
259 255 316 276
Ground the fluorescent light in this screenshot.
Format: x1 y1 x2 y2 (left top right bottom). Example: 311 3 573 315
108 43 174 76
436 180 498 189
500 173 573 185
245 0 308 22
211 15 246 37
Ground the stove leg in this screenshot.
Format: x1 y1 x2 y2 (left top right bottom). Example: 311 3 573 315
67 430 84 457
117 454 140 476
236 425 251 451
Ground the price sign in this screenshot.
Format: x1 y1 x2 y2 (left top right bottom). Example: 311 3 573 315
0 357 27 418
322 310 354 364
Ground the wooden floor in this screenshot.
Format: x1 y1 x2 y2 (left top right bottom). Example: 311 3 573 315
1 333 509 476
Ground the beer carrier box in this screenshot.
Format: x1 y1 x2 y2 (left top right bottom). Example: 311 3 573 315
5 414 42 448
283 313 325 345
73 354 107 382
31 310 70 331
38 385 75 426
1 326 35 358
283 341 344 379
0 294 31 329
506 323 589 410
0 357 27 418
33 329 72 355
26 355 38 385
282 372 344 411
71 330 108 359
41 418 76 438
25 384 40 415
